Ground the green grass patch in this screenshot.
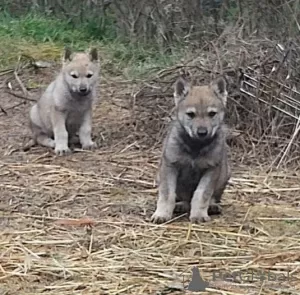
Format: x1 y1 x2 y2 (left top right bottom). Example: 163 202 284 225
0 12 116 44
0 38 62 67
0 13 184 79
103 42 183 79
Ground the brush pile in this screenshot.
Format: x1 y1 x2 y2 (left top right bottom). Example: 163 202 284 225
132 36 300 166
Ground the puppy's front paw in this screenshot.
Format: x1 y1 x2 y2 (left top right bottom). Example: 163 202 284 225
81 141 98 150
150 208 173 224
190 209 211 224
190 215 211 223
55 146 71 156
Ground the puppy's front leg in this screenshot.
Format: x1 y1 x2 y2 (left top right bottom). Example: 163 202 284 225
190 169 217 223
52 109 70 156
151 160 178 224
79 109 97 150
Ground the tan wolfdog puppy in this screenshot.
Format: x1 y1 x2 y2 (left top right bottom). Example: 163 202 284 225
28 47 100 155
151 75 231 224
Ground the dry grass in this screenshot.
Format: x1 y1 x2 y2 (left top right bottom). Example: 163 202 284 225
1 44 300 295
1 152 300 294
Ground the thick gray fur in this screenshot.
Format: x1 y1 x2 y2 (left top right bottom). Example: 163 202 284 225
151 76 231 224
28 47 100 155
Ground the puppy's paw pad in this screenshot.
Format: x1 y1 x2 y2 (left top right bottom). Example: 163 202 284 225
82 141 98 150
150 211 172 224
55 147 71 156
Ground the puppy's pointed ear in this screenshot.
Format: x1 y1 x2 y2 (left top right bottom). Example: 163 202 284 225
89 47 99 62
210 76 228 106
62 47 73 64
174 76 190 106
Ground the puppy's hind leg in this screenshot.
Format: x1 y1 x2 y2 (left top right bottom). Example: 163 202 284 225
31 123 55 149
29 104 55 150
208 198 222 215
23 131 54 151
174 193 191 214
69 135 80 146
174 201 190 214
36 134 55 148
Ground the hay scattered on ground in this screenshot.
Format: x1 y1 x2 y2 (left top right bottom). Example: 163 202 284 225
1 157 300 294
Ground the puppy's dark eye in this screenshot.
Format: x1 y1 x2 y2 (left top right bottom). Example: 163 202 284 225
86 73 93 78
71 73 78 79
208 111 217 118
186 111 195 119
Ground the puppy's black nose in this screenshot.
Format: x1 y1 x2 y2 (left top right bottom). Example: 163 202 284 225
197 127 208 137
79 86 88 93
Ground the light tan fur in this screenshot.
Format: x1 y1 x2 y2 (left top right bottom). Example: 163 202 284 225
27 47 100 155
151 75 231 224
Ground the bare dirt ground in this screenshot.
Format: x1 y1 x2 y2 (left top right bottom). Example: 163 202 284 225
1 65 300 295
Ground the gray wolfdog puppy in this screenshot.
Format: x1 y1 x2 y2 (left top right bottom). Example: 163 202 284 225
151 75 231 224
28 47 100 155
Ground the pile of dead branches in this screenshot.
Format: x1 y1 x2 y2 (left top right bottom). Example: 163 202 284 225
132 34 300 167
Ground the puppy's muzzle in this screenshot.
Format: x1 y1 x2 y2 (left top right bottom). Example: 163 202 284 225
196 127 208 138
78 86 90 96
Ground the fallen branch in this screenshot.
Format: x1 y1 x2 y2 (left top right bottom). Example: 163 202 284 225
6 90 36 102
